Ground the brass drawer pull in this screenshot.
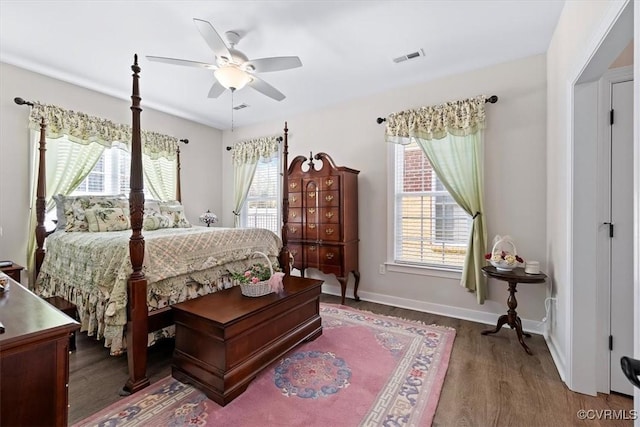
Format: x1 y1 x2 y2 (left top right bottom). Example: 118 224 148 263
326 178 334 187
326 228 334 235
326 252 334 260
291 195 297 203
308 208 316 214
325 211 334 219
308 224 316 229
289 226 298 233
309 192 316 199
325 195 334 202
291 211 297 218
309 246 317 252
291 250 298 256
290 182 297 189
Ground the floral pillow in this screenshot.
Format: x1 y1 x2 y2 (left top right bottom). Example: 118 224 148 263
144 199 162 215
85 207 131 232
64 194 128 232
159 201 191 228
143 211 172 231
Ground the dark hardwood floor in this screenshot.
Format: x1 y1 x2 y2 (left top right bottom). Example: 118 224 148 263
68 294 634 426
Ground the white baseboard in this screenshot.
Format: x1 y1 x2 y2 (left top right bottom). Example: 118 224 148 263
545 333 567 382
321 284 546 335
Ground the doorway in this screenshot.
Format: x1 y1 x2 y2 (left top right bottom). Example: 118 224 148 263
569 1 634 397
599 70 634 396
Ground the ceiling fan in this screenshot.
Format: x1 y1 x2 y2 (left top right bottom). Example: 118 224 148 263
146 18 302 102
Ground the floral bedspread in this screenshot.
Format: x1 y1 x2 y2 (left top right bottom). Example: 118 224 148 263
34 226 282 354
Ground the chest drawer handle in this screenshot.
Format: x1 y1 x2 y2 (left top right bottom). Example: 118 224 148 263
326 228 334 235
291 195 297 203
309 246 317 252
309 192 316 199
325 211 334 219
290 182 297 189
325 195 334 202
289 226 298 234
308 224 316 229
291 249 298 257
326 178 334 187
308 208 316 214
326 252 334 260
290 211 297 218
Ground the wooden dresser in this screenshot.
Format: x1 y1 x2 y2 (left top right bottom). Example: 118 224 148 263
0 275 79 427
286 152 360 304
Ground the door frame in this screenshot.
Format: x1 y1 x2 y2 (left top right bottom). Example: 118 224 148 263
596 65 633 393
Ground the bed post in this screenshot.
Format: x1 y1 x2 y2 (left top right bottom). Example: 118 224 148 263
279 122 291 274
176 143 182 203
34 117 47 278
123 54 150 395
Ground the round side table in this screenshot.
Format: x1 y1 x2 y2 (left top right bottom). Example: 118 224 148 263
481 265 547 355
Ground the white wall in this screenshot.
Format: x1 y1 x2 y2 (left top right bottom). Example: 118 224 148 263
546 0 634 394
0 62 223 279
221 54 549 327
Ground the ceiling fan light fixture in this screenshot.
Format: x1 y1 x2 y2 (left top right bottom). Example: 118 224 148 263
214 66 251 90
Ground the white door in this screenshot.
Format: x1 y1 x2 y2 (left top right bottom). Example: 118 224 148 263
609 79 634 396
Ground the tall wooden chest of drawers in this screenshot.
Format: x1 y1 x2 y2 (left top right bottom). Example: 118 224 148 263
286 152 360 304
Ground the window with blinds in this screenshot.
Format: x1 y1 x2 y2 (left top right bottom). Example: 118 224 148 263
73 145 130 195
393 142 471 269
241 152 281 234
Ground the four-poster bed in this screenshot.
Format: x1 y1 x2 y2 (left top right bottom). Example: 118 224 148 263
26 55 292 394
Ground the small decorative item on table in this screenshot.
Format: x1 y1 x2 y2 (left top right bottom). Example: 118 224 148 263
485 235 523 272
232 251 285 297
199 210 218 227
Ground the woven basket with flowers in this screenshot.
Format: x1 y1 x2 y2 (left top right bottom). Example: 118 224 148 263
484 235 524 272
231 251 284 297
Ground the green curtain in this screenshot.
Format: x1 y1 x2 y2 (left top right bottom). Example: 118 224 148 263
385 95 488 303
26 133 105 285
143 154 177 201
231 136 280 227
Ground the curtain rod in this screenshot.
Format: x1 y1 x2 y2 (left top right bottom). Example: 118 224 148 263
16 97 189 143
14 97 34 107
375 95 498 124
226 136 283 151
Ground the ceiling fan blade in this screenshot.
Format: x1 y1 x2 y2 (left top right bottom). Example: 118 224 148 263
248 75 286 101
207 81 225 98
146 55 216 69
193 18 232 60
245 56 302 73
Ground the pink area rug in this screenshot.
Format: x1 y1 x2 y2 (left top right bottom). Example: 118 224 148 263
74 303 455 427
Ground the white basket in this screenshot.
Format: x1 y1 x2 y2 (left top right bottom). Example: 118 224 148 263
239 251 274 297
488 235 520 272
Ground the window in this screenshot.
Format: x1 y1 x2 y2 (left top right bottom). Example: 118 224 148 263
72 144 130 195
392 142 471 269
240 151 281 234
45 143 133 228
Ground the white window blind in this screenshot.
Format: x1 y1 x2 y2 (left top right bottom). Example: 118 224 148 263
73 144 130 195
241 152 281 234
393 142 471 269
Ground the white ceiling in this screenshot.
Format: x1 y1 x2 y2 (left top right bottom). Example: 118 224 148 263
0 1 565 130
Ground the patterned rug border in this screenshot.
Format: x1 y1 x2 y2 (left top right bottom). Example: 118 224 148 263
74 302 456 427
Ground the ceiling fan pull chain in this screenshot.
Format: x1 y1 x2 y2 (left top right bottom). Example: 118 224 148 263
231 89 234 132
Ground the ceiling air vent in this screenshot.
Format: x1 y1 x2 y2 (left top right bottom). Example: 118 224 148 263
392 48 425 64
233 103 249 110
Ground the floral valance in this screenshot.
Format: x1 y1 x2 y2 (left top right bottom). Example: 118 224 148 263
231 136 280 166
28 102 178 160
385 95 487 144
